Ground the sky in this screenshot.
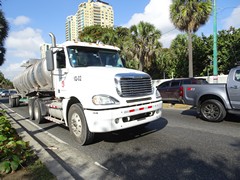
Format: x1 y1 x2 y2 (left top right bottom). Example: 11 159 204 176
1 0 240 80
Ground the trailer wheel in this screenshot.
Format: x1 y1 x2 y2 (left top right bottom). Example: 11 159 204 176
200 99 226 122
68 103 94 145
34 99 46 124
28 98 35 120
15 97 20 107
9 97 16 107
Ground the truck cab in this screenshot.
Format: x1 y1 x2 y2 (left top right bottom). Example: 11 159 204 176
11 33 163 145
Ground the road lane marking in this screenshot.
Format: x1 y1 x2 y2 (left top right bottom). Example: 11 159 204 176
94 162 108 171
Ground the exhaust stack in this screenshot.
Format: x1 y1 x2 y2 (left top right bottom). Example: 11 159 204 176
49 32 56 47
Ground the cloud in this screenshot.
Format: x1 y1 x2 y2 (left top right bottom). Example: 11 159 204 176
222 5 240 29
124 0 179 47
0 61 26 81
6 27 44 58
13 16 31 26
1 27 45 80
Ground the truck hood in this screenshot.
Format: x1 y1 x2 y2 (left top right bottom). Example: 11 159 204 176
62 66 155 109
67 66 150 97
78 66 147 77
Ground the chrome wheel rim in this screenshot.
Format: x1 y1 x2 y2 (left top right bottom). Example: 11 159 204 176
29 106 33 118
34 106 39 120
202 103 219 120
71 112 82 136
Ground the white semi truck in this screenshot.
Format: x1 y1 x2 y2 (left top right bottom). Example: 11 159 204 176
10 33 163 145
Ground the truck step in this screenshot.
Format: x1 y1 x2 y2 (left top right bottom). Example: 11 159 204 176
45 116 64 124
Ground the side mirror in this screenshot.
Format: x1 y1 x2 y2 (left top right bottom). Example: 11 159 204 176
46 50 54 71
121 58 126 67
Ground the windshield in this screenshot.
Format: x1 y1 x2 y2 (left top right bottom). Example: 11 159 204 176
67 46 124 68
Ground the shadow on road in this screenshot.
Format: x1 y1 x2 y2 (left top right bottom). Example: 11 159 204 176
181 108 240 123
94 118 168 144
224 114 240 123
99 147 239 180
181 108 198 117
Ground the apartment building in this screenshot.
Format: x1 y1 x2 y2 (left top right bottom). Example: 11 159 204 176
65 0 114 41
40 43 51 59
65 15 78 41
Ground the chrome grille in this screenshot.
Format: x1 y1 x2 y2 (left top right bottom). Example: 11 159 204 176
115 73 153 97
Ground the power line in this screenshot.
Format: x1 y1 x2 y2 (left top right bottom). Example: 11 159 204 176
161 28 177 37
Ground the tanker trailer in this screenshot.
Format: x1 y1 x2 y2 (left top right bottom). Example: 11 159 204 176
9 58 53 107
9 33 163 145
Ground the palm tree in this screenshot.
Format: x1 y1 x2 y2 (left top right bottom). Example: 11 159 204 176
102 29 118 46
0 9 9 66
130 21 161 71
170 0 212 77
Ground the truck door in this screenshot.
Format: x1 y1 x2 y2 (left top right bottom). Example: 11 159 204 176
227 69 240 109
53 50 68 97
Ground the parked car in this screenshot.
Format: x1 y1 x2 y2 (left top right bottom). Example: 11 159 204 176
0 89 17 97
156 78 208 104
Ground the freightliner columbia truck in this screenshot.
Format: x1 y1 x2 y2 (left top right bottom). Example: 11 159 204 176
9 33 163 145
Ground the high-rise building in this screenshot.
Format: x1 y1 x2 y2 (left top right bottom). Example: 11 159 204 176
65 15 78 41
77 0 114 32
65 0 114 41
40 43 51 59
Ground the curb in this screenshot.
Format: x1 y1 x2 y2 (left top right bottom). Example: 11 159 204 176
0 103 120 180
162 103 192 110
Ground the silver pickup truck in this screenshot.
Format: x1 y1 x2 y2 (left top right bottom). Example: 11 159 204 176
182 66 240 122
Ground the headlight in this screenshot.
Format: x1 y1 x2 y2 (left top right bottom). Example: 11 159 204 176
92 95 119 105
156 89 161 99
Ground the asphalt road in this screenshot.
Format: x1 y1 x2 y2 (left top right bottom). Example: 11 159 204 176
1 97 240 179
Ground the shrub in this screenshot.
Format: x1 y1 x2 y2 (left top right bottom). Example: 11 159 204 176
0 111 34 174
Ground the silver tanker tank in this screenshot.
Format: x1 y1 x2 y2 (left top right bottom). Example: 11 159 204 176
13 58 53 95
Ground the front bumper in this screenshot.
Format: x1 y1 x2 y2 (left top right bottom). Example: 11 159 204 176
84 100 162 133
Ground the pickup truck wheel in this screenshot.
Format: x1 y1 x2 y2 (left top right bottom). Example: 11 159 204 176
200 99 226 122
34 99 46 124
68 103 94 145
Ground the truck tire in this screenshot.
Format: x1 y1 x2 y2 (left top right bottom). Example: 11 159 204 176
200 99 226 122
28 98 35 120
9 97 16 107
34 99 46 124
68 103 94 145
15 97 20 107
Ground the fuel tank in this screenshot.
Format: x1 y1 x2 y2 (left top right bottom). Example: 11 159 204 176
13 59 53 95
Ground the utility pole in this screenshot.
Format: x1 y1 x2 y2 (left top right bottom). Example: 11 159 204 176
213 0 218 82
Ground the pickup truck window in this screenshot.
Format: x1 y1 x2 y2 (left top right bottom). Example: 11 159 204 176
171 81 180 87
182 79 191 84
159 81 170 88
235 70 240 81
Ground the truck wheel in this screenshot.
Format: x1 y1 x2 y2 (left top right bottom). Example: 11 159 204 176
68 103 94 145
28 98 35 120
200 99 226 122
34 99 46 124
15 97 20 107
9 97 16 107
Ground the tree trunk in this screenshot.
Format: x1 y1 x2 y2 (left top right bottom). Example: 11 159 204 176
188 31 193 77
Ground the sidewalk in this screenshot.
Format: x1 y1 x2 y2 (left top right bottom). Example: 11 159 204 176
1 103 120 180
